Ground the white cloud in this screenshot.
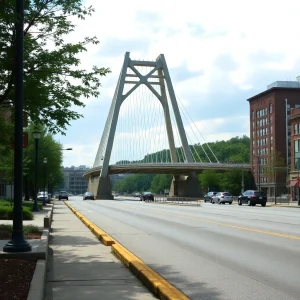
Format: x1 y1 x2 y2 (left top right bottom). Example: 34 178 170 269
57 0 300 166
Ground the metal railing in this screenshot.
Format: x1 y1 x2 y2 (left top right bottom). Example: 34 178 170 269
154 196 201 205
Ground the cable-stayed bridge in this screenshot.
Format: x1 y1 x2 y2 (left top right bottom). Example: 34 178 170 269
84 52 250 199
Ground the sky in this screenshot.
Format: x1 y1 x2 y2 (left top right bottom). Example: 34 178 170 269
56 0 300 167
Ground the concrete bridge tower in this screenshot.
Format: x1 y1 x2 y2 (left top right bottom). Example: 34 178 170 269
90 52 202 199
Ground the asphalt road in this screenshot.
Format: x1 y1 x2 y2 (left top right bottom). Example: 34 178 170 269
68 196 300 300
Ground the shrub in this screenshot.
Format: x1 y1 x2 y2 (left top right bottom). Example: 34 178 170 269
0 206 33 220
22 201 42 211
0 224 41 235
0 200 42 211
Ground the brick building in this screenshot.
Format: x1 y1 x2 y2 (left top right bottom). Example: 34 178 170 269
247 80 300 198
288 108 300 201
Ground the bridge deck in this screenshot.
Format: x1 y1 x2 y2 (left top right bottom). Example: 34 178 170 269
84 162 251 177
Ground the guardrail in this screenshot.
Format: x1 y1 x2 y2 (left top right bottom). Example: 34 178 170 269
154 196 201 205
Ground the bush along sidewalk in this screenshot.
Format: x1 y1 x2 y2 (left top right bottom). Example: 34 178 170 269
0 206 33 220
0 200 43 220
0 224 42 239
0 200 42 210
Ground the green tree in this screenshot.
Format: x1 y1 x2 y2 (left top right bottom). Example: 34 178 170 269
23 123 64 199
151 174 172 193
113 174 154 193
0 0 110 134
264 151 286 196
198 170 221 192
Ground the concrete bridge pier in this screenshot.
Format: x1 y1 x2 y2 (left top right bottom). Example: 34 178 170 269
169 172 202 198
88 175 114 200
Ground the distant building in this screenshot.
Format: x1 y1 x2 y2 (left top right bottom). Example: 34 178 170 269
60 165 90 195
289 108 300 201
247 78 300 198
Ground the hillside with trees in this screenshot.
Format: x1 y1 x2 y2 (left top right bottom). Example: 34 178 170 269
113 136 252 195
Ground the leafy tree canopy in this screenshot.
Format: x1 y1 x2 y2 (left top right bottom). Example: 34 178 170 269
23 123 64 191
0 0 110 134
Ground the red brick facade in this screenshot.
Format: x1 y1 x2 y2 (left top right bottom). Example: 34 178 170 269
248 88 300 194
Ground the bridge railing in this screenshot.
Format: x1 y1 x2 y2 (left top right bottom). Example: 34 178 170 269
154 196 201 205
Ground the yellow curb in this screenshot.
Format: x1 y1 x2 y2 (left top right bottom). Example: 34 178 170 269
64 201 189 300
64 202 115 246
111 243 189 300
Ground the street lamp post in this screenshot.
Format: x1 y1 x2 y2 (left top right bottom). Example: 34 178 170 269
3 0 32 253
33 130 41 212
43 158 47 206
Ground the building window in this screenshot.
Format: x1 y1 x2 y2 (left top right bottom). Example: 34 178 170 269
294 139 300 170
270 116 272 123
252 111 254 120
270 136 273 143
265 107 268 114
252 122 255 129
257 111 259 118
269 103 273 113
294 124 298 135
270 126 272 134
266 118 268 125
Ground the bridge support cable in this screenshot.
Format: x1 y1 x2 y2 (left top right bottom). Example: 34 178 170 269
174 95 213 163
176 94 220 163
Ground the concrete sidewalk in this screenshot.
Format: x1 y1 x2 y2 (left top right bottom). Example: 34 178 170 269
45 202 155 300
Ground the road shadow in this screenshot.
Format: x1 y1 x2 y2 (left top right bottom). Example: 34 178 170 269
148 263 222 300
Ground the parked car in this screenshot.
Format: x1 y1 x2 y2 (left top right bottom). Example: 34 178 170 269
83 192 94 200
58 191 69 200
133 193 141 197
140 192 154 201
37 191 48 202
238 190 267 206
204 192 217 203
211 192 233 204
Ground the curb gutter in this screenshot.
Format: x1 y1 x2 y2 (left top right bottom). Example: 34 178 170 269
27 204 53 300
64 201 189 300
64 201 115 246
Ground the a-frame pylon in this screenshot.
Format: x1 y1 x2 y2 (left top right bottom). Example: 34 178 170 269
91 52 201 199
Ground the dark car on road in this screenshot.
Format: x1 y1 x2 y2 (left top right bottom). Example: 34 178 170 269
140 192 154 202
83 192 94 200
238 190 267 206
58 191 68 200
204 192 217 203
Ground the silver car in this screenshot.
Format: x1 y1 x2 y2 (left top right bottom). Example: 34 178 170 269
211 192 233 204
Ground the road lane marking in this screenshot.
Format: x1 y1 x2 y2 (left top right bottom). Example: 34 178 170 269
108 203 300 241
